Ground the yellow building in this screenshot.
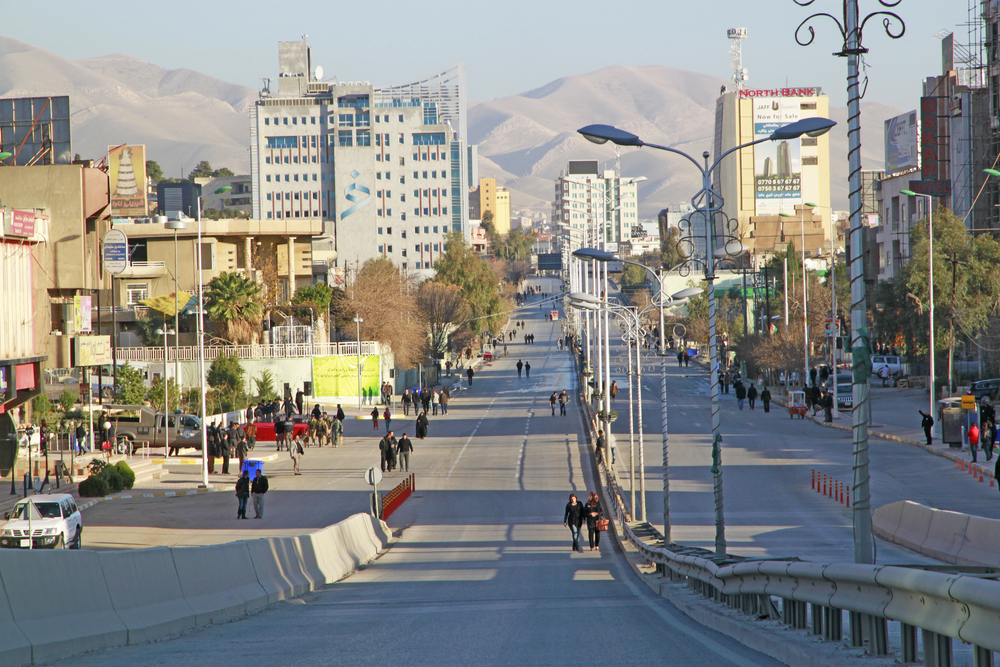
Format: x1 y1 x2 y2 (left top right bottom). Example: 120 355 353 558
478 177 511 235
713 88 832 257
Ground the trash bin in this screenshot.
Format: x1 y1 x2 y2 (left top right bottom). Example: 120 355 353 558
242 459 265 476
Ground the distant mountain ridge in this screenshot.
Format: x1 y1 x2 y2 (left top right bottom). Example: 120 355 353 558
0 38 900 217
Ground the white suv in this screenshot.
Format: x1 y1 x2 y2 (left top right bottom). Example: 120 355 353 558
0 494 82 549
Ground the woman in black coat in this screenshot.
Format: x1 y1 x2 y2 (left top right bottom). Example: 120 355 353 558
584 492 604 551
415 411 429 439
563 494 585 552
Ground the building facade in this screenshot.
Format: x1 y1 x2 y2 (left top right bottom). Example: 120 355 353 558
250 40 472 281
553 160 641 252
471 177 511 234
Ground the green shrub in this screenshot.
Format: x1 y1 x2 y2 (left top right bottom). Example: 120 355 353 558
114 461 135 490
78 475 109 497
58 389 77 412
102 467 124 493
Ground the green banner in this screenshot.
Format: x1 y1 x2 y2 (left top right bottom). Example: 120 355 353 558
312 355 380 397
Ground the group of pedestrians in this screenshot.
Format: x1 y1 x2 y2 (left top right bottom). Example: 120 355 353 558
563 492 605 552
400 387 450 417
206 421 253 475
378 431 415 473
549 390 569 416
234 468 268 519
516 360 532 378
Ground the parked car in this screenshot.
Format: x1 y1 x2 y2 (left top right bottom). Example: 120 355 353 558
967 379 1000 401
105 405 203 454
0 494 82 549
825 373 853 410
871 355 903 376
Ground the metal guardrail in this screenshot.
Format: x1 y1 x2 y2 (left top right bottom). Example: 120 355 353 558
116 341 381 363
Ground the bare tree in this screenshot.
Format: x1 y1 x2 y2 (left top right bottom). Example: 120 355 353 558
418 281 469 355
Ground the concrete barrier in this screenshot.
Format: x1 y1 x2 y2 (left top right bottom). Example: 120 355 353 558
245 537 312 604
892 501 934 552
0 573 30 667
921 509 970 563
871 500 905 542
956 515 1000 567
2 550 128 664
170 541 269 625
97 547 195 645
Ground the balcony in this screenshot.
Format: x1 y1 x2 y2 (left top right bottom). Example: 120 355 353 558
119 261 167 278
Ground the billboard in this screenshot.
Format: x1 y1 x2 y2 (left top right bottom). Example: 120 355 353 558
312 355 380 398
108 145 148 217
73 336 113 367
3 209 35 237
884 111 919 176
920 97 939 181
753 98 801 213
0 96 72 166
73 295 93 333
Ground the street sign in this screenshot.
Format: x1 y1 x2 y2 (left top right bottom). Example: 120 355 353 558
102 229 129 275
364 467 383 486
961 395 977 410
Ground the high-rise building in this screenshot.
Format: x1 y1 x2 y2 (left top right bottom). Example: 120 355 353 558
473 177 511 234
552 160 641 253
712 87 832 257
250 40 473 279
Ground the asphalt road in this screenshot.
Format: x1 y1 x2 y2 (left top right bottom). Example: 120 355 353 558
48 277 786 667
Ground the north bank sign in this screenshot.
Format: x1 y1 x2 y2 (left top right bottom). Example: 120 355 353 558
738 88 822 98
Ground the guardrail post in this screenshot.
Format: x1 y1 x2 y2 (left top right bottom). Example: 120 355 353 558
922 629 952 667
868 615 888 655
849 611 864 647
901 623 917 663
782 598 793 626
824 607 842 642
811 604 824 635
973 646 994 667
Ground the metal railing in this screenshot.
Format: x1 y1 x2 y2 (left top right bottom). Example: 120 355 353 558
116 341 381 363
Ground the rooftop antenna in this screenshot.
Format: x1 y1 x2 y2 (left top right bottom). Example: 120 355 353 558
727 27 749 91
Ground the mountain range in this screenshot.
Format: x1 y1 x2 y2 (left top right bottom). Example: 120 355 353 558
0 36 901 218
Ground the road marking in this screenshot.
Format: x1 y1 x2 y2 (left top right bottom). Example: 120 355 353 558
447 397 498 478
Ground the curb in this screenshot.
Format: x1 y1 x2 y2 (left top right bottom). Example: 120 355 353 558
77 485 223 512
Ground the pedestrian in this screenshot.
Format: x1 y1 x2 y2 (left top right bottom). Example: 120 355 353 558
809 367 817 388
467 367 474 385
379 431 397 472
295 388 304 415
440 387 449 415
585 492 604 551
610 380 618 402
877 365 890 387
968 421 980 463
245 404 254 424
206 423 218 474
677 351 684 367
421 390 432 414
983 420 995 462
307 413 319 446
747 383 757 410
559 390 568 416
823 389 834 423
383 407 392 433
563 493 585 552
734 381 746 411
223 421 238 474
251 468 268 518
431 388 439 415
550 392 558 416
517 360 523 377
336 404 346 423
913 408 934 445
274 417 286 451
371 406 379 430
284 396 296 420
235 470 250 519
761 386 772 413
595 430 605 465
445 360 452 376
235 427 249 474
525 361 531 377
402 389 412 416
684 352 689 367
722 371 730 394
397 433 413 472
289 434 304 474
416 411 429 439
316 413 328 447
245 421 257 451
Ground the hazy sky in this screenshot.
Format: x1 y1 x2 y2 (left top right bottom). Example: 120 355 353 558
2 0 971 111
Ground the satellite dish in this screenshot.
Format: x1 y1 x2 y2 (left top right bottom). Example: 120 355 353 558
315 65 324 81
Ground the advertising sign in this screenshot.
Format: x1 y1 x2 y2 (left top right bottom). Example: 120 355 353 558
884 111 919 176
73 295 93 333
73 336 113 367
108 145 148 217
753 98 801 213
102 229 128 275
920 97 939 181
312 355 380 397
4 209 36 237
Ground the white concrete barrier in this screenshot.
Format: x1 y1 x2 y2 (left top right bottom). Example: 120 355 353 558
892 501 934 552
245 537 312 604
871 499 905 542
98 547 195 645
921 509 970 563
170 541 270 625
956 515 1000 567
0 573 30 667
2 550 128 664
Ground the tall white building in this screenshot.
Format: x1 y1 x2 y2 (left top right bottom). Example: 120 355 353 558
250 40 473 281
552 160 641 253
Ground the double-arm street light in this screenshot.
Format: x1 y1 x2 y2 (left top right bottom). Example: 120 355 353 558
900 189 936 437
577 117 835 554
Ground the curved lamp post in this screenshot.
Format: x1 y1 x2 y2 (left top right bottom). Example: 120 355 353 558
577 117 833 554
900 189 936 438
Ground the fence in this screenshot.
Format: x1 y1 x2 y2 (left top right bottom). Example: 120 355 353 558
116 341 381 363
382 474 415 520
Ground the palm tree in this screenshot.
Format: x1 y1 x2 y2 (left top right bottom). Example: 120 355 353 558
205 272 263 344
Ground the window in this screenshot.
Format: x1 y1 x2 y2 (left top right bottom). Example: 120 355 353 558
266 175 271 182
267 212 272 219
424 226 429 234
310 136 317 148
356 130 371 146
385 115 389 122
414 208 420 215
294 193 300 200
265 157 271 164
338 95 370 108
386 208 392 216
424 244 430 251
398 114 404 122
387 227 392 234
415 244 421 252
292 117 297 125
284 174 290 182
312 156 317 163
294 174 299 182
356 112 370 126
387 245 393 253
339 114 354 127
200 243 215 270
413 171 419 179
386 190 392 198
377 173 382 180
338 131 353 147
431 171 437 178
126 283 149 305
312 174 317 181
422 171 428 179
266 193 272 201
285 193 291 200
293 156 299 164
311 117 316 124
433 226 439 233
433 244 439 252
301 117 306 124
378 227 383 235
414 226 420 234
264 118 270 125
283 117 288 125
378 245 384 253
265 136 299 149
400 194 406 202
413 132 446 145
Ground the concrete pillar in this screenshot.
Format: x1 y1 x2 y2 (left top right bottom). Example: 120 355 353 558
287 237 296 296
243 238 252 274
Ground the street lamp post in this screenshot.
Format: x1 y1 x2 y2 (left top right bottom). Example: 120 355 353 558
578 116 835 554
353 315 364 412
780 210 810 389
163 217 187 410
156 326 176 455
805 202 839 417
901 189 935 435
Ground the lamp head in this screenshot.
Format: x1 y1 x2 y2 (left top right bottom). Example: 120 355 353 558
577 124 643 147
569 292 600 304
768 117 836 141
0 151 12 160
572 247 615 262
214 186 233 195
984 169 1000 178
899 190 917 196
671 287 703 300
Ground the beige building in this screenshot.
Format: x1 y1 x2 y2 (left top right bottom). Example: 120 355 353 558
713 88 832 257
474 177 511 235
745 205 826 258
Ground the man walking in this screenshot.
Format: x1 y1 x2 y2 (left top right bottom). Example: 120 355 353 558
431 388 439 415
550 392 558 416
379 431 396 472
467 367 474 385
516 360 523 377
295 387 304 415
747 383 758 411
968 421 980 463
251 469 268 519
525 361 531 377
559 390 568 416
439 387 449 415
761 386 772 413
734 381 746 411
397 432 413 472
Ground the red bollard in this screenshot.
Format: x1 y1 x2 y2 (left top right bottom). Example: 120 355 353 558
846 488 850 507
838 481 843 504
812 469 815 490
955 458 961 469
822 474 827 496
